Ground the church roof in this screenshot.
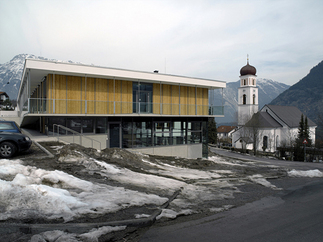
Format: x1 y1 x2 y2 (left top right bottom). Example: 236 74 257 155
245 112 282 128
240 60 257 76
264 105 316 128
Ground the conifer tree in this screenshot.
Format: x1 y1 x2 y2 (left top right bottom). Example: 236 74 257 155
304 116 312 146
297 114 304 146
208 117 217 144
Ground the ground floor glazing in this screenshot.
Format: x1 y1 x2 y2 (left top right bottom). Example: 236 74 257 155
42 116 208 158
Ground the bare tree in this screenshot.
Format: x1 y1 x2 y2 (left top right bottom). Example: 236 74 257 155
244 113 263 155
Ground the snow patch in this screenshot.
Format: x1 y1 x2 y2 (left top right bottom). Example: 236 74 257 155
288 169 323 177
248 174 282 190
156 208 194 220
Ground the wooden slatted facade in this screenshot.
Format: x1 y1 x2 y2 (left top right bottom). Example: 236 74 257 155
41 74 209 116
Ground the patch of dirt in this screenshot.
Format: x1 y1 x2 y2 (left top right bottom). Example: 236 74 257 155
5 142 291 241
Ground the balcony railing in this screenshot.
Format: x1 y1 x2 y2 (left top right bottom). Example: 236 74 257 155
24 98 224 116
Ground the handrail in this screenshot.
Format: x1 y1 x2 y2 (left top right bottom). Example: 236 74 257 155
53 124 101 151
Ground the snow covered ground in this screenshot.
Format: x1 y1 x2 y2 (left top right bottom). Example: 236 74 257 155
1 143 323 241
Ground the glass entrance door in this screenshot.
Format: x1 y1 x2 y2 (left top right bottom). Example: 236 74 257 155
108 123 121 148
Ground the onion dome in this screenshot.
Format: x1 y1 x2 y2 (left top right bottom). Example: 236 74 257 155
240 59 257 76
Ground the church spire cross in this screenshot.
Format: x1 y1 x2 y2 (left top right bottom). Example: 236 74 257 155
247 54 249 64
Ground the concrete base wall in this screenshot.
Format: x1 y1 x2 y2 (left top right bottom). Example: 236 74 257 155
0 111 21 124
128 143 203 159
56 134 202 159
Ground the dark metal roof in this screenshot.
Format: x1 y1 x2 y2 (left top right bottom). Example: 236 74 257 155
240 62 257 76
265 105 316 128
245 112 282 128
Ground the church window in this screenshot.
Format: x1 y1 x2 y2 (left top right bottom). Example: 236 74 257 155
253 94 256 104
243 94 246 105
243 79 246 85
263 136 268 150
253 79 255 85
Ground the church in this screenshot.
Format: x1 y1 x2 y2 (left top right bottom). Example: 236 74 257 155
232 59 316 152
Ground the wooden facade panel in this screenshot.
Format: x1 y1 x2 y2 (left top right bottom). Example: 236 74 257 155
67 76 81 114
196 87 203 115
153 83 160 114
96 78 108 114
180 86 188 115
54 75 66 114
188 87 195 115
114 80 121 113
122 81 132 114
202 88 209 115
172 85 180 115
107 79 114 114
42 74 211 116
162 84 171 115
86 77 95 114
46 74 53 113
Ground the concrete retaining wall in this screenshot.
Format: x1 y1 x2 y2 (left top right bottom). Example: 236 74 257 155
129 143 202 159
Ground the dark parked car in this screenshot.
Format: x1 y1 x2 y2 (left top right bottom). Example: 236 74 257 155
0 121 32 157
0 121 21 133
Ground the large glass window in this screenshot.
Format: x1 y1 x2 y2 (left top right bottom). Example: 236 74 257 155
122 122 133 148
133 82 153 113
67 118 93 133
154 122 171 146
48 117 66 134
134 121 152 147
82 118 94 133
187 121 202 144
96 118 107 133
172 121 185 145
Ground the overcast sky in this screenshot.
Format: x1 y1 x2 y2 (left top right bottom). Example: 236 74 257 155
1 0 323 85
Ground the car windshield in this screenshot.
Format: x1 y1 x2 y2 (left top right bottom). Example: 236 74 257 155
0 122 17 131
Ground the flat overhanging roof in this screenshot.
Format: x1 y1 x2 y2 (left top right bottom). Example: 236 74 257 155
21 59 226 93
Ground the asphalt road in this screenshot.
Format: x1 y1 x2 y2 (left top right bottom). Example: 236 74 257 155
211 147 323 171
139 149 323 242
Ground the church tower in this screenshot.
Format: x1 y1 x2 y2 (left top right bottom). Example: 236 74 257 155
238 57 258 126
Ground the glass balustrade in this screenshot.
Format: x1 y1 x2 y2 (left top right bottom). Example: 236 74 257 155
27 98 224 116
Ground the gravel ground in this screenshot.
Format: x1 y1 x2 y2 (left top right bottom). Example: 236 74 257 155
2 142 322 242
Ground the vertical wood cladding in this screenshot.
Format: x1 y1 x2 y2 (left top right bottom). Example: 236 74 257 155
95 78 108 114
180 86 188 115
121 80 132 114
108 79 114 114
171 85 180 115
153 83 161 114
86 77 95 114
202 88 209 115
54 74 67 114
44 74 209 115
162 84 171 115
67 76 81 114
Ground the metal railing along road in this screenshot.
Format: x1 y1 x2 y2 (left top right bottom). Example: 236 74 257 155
53 124 101 151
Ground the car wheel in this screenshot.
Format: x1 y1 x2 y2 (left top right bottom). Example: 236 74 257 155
0 142 17 158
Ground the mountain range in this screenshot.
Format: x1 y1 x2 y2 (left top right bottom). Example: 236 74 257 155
0 54 77 100
3 54 320 127
270 60 323 125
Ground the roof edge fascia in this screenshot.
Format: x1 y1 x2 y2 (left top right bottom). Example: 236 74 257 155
24 58 226 88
